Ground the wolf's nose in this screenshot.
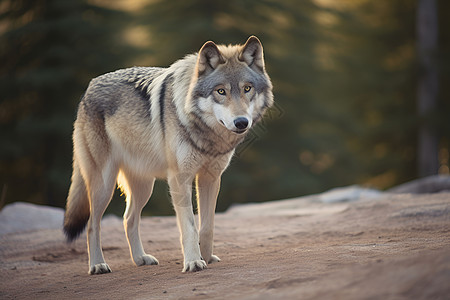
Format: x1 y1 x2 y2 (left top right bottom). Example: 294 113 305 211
234 117 249 130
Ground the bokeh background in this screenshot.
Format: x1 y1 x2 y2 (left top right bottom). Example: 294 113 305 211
1 0 449 216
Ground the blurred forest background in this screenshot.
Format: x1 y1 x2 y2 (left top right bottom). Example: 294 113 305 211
1 0 449 216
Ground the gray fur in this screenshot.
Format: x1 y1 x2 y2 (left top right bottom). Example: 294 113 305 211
192 62 269 99
158 73 174 137
81 67 164 122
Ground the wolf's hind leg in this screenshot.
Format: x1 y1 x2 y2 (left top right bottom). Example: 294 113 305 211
121 174 159 266
86 163 118 275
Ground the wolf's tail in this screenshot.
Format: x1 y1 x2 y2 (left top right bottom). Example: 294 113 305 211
63 160 90 242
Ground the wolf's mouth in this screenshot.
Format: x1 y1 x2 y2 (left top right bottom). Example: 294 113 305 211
219 120 247 134
233 129 247 134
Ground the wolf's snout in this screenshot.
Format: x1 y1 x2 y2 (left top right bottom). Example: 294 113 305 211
234 117 249 131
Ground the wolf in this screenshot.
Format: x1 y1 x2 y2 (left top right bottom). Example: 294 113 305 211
63 36 274 274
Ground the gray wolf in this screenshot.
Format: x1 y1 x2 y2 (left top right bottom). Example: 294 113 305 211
63 36 274 274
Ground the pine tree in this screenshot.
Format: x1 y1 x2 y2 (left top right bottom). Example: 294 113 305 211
417 0 439 177
0 0 132 206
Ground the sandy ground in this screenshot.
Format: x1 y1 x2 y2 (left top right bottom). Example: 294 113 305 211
1 189 449 299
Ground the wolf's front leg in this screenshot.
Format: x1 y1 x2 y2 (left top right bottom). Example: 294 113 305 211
196 172 221 264
168 172 206 272
123 177 159 267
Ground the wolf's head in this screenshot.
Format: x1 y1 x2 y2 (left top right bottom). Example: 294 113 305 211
187 36 273 135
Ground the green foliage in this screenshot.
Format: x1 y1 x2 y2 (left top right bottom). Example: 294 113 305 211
0 0 449 215
0 0 133 206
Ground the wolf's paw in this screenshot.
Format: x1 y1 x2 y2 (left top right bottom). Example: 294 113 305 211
183 259 207 272
208 255 221 264
134 254 159 266
89 263 112 275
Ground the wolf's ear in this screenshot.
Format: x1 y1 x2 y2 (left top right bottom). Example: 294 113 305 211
196 41 225 77
239 36 264 71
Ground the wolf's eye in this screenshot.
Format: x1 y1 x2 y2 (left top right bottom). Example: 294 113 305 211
244 86 252 93
217 88 226 95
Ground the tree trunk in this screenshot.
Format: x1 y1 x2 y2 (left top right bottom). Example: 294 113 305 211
417 0 439 177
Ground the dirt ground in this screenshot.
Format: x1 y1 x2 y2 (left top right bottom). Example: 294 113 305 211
1 191 449 299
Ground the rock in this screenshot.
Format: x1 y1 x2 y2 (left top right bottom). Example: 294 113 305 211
0 202 122 236
0 202 64 235
387 175 450 194
318 185 382 203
